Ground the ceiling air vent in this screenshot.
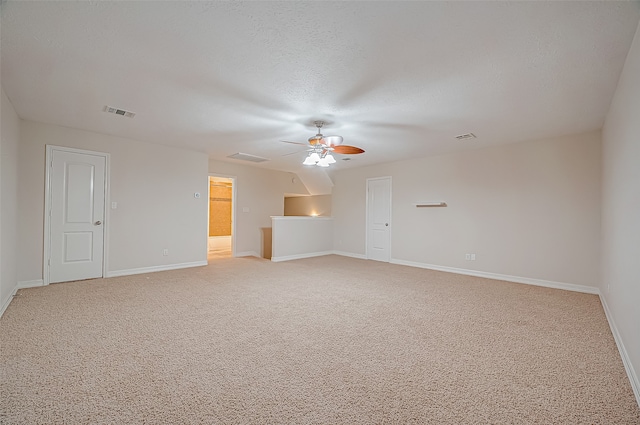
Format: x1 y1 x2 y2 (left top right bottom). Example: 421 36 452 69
227 153 269 163
455 133 476 140
104 105 136 118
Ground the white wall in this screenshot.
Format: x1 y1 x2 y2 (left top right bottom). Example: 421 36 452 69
295 166 334 195
1 88 20 312
601 19 640 401
208 159 308 257
284 195 332 217
333 131 602 288
18 120 209 281
271 216 333 262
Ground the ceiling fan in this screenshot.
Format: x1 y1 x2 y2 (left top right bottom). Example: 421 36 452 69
282 121 365 167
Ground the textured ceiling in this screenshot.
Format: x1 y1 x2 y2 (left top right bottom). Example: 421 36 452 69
1 1 639 173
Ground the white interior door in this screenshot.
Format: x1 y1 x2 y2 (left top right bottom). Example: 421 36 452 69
367 177 391 262
48 148 106 283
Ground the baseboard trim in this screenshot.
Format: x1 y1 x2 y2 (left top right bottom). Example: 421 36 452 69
332 251 367 260
271 251 333 263
600 294 640 407
17 279 44 289
389 259 599 295
1 280 46 318
235 251 260 258
106 261 208 278
0 286 18 318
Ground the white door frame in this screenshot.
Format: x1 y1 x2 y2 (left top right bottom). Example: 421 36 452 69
365 176 392 261
208 173 237 258
43 145 110 285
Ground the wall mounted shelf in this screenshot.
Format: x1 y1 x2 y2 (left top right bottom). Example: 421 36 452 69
415 202 447 207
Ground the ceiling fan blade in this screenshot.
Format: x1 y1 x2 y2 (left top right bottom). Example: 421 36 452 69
281 150 309 157
332 145 365 154
280 140 309 146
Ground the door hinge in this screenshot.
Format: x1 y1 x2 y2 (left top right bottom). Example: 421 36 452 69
48 258 51 266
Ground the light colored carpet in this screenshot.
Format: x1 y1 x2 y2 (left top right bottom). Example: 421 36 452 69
208 248 233 261
1 255 638 424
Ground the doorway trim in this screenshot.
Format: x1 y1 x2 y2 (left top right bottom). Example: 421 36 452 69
208 173 237 258
43 145 110 285
365 176 392 262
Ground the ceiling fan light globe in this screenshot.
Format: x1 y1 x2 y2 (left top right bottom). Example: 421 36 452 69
309 136 322 145
309 152 320 162
303 156 317 165
323 135 343 146
325 154 336 164
317 157 330 167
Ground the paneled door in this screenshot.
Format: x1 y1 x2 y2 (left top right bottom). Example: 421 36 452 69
366 177 391 262
47 147 107 283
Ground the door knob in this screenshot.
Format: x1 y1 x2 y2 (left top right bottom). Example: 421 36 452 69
385 223 389 226
94 221 102 225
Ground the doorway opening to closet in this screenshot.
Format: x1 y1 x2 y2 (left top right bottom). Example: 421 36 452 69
208 176 235 261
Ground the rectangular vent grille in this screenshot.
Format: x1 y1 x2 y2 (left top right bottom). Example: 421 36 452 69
455 133 476 140
104 105 136 118
227 153 269 163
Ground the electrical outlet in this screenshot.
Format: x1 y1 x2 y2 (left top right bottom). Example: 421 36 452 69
465 254 471 260
163 249 169 256
471 254 476 261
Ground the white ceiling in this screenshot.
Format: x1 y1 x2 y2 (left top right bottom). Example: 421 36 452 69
2 1 639 173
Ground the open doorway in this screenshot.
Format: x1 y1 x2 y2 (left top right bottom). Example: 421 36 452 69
208 176 235 261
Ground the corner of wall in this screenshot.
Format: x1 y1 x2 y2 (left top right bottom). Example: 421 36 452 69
1 88 21 317
600 16 640 409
